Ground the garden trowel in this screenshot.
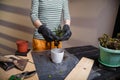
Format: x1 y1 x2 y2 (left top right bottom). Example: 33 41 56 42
9 70 36 80
0 55 28 71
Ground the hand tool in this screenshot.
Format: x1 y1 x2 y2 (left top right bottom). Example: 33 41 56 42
9 70 36 80
0 55 28 71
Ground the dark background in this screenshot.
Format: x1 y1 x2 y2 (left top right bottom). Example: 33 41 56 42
112 5 120 38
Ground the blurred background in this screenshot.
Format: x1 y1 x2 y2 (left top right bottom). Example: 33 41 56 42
0 0 119 55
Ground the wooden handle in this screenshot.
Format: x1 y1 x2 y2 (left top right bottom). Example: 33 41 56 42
0 56 13 62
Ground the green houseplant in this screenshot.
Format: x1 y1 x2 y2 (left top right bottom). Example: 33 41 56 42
53 25 65 47
98 33 120 67
50 25 65 63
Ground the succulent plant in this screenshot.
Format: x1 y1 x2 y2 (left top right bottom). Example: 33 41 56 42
54 25 64 37
98 33 120 50
53 25 64 47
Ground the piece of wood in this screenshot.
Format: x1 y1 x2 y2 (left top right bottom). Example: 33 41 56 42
0 50 39 80
65 57 94 80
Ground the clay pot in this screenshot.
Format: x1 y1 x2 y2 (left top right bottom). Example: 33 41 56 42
99 44 120 67
16 40 28 53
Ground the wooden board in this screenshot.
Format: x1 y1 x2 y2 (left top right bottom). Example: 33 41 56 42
65 57 94 80
0 50 39 80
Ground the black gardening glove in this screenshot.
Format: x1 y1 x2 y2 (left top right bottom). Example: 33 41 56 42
59 24 72 41
38 24 58 42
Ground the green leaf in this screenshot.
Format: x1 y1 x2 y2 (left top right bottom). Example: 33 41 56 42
48 75 52 78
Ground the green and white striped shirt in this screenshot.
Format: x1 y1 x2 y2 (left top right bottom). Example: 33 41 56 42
30 0 70 39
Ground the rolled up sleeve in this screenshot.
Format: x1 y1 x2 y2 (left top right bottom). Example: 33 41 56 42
30 0 39 22
63 0 70 20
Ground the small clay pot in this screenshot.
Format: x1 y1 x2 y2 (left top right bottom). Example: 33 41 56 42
16 40 28 53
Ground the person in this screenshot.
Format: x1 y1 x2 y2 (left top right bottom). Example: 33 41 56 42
30 0 72 51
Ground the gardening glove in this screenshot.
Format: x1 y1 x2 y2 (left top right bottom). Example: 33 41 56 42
59 24 72 41
38 24 58 42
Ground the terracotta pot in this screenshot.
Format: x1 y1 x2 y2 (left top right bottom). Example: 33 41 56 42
16 40 28 53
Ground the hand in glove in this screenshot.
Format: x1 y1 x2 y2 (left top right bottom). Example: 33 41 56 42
38 24 58 42
59 24 72 41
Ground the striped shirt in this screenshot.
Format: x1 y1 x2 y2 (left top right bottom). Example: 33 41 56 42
30 0 70 39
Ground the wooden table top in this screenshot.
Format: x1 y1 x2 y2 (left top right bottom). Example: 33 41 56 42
0 50 39 80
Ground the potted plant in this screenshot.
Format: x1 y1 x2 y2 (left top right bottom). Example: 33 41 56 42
98 33 120 67
50 25 65 63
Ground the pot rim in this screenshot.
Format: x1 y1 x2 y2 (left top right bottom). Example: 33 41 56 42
16 40 28 44
99 44 120 54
